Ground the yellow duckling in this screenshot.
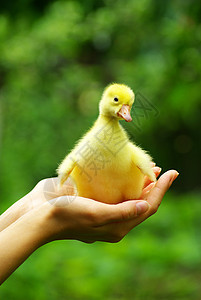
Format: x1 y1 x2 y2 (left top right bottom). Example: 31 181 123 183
57 83 156 204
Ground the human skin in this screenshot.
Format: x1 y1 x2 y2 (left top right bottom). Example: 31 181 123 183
0 167 178 284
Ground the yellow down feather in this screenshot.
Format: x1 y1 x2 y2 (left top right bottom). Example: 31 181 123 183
57 83 156 204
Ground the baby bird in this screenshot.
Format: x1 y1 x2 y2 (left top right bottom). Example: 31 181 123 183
57 83 156 204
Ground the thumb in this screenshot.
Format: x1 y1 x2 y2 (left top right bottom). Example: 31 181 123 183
146 170 179 207
96 200 150 226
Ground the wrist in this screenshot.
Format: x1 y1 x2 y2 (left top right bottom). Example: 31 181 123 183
24 203 56 246
0 195 31 232
32 202 68 244
39 201 76 242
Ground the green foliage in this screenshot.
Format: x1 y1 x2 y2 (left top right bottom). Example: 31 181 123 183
0 0 200 200
0 0 200 299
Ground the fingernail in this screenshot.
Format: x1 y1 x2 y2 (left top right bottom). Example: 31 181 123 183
155 167 162 174
136 201 149 215
175 171 179 178
169 172 179 187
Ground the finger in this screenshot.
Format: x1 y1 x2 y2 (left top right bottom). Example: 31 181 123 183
37 177 76 201
146 170 179 208
141 182 156 199
111 170 179 234
150 162 156 167
91 200 150 226
48 195 150 225
56 177 76 196
144 167 162 188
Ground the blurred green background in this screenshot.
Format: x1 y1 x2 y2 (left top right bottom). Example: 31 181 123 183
0 0 201 299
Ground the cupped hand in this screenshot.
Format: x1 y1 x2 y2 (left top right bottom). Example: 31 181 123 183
40 167 179 244
0 165 178 286
1 165 178 244
29 163 162 210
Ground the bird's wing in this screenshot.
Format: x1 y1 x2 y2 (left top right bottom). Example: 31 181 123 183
57 155 76 186
129 142 156 182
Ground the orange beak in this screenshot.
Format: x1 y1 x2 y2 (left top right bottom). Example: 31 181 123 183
117 104 132 122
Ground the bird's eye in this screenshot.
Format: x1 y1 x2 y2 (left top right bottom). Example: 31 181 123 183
114 97 119 102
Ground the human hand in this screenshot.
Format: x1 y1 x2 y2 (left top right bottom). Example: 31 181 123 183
0 166 178 285
40 168 179 244
26 163 162 211
0 176 76 232
0 164 177 242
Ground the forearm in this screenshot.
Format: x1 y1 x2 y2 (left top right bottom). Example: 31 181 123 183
0 203 51 285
